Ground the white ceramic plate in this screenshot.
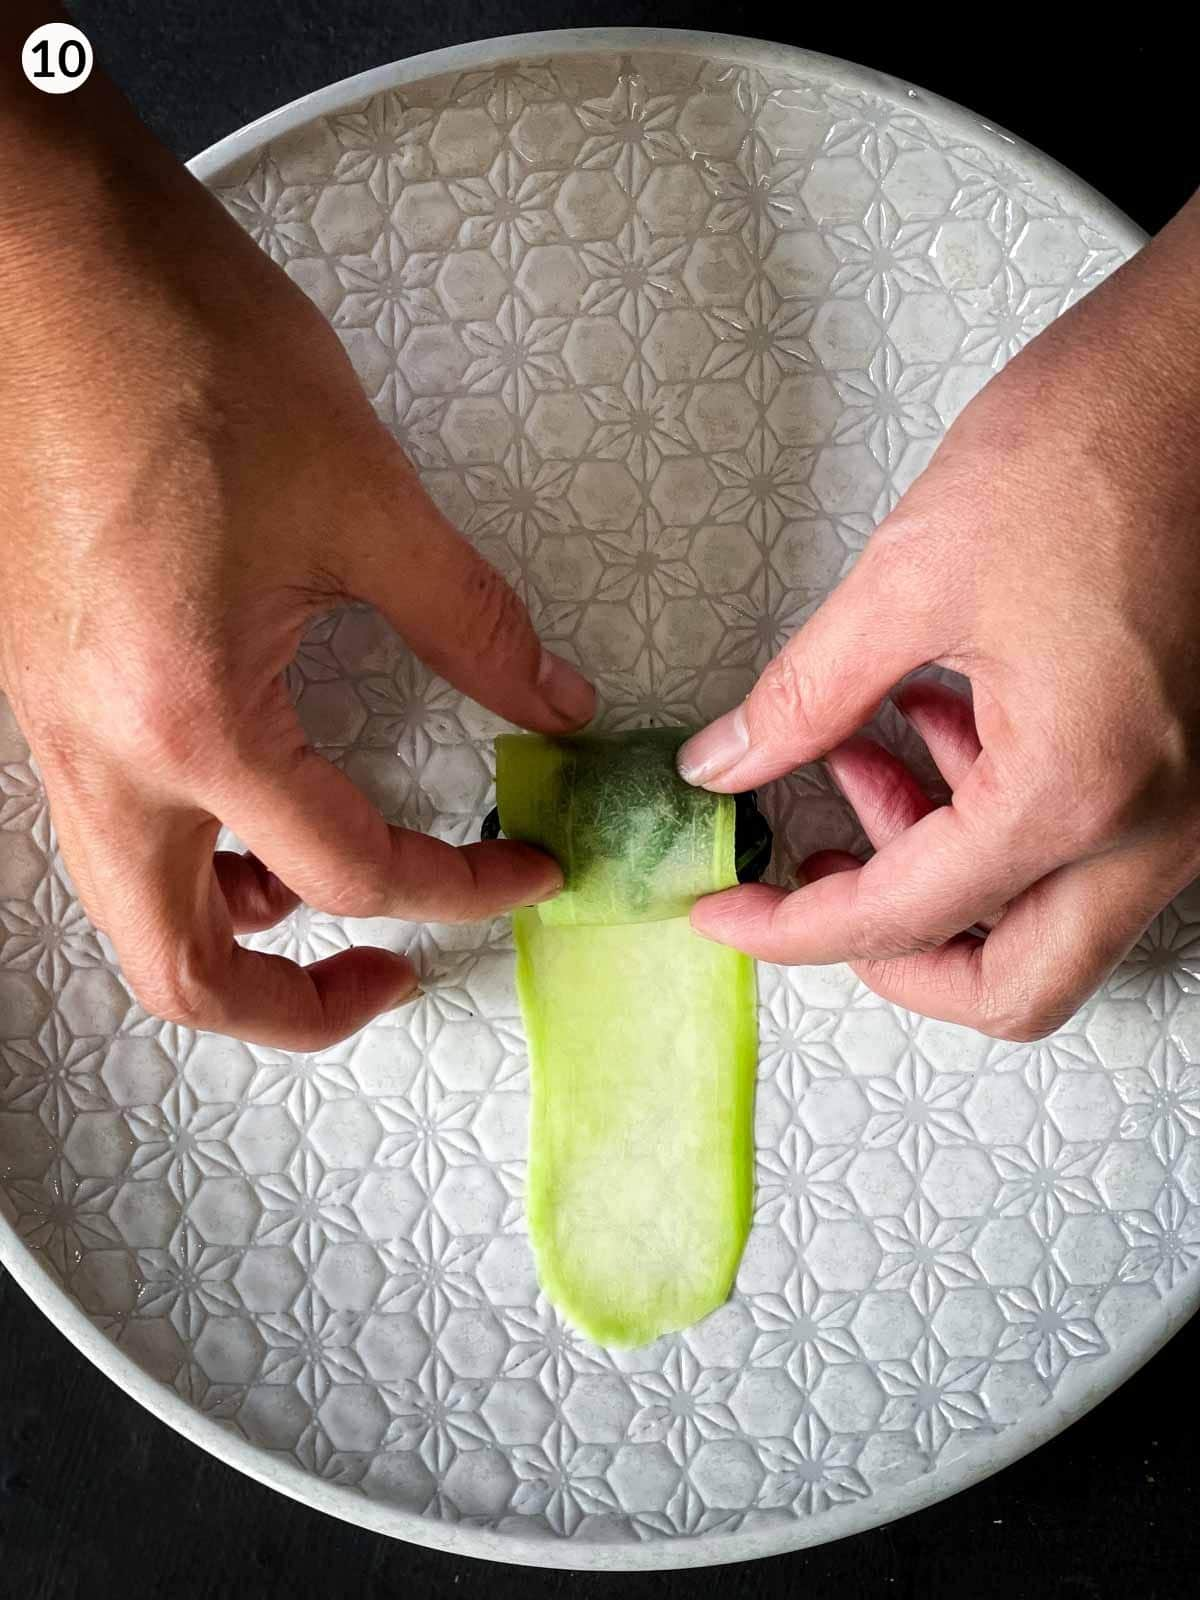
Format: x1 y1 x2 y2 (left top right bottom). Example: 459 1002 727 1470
4 29 1196 1573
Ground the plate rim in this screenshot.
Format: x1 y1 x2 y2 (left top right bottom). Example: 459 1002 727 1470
184 25 1146 260
2 26 1173 1571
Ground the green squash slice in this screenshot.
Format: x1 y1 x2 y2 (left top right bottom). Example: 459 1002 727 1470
495 728 757 1347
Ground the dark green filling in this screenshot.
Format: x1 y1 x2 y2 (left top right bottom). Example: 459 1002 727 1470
481 728 773 888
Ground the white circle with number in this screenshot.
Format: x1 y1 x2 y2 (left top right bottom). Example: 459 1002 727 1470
21 22 93 94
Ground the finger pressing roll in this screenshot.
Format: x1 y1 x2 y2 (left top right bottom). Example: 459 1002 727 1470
336 453 595 735
217 743 565 924
678 533 944 793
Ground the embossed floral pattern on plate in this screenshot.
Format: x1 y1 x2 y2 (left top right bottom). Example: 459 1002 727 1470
2 34 1188 1570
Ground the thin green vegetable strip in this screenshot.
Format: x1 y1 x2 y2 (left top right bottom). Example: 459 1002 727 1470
497 729 757 1347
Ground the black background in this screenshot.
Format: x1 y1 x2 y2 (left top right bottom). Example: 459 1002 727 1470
3 6 1198 1597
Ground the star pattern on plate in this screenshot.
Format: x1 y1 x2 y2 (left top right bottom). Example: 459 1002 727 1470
2 45 1187 1558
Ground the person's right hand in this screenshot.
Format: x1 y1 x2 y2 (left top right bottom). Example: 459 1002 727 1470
0 47 594 1051
679 191 1200 1041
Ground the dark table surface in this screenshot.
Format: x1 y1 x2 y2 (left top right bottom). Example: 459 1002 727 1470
3 7 1198 1597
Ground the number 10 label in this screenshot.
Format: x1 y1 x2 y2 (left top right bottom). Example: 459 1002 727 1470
22 22 94 94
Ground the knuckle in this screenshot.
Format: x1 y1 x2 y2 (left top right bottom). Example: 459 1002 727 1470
860 511 949 607
21 650 232 795
306 866 392 921
99 663 221 779
844 883 947 963
983 980 1071 1043
750 648 821 752
126 939 220 1027
849 923 945 962
984 1010 1058 1044
463 561 532 667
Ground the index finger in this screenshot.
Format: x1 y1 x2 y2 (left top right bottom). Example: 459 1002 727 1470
212 744 562 923
338 448 595 733
677 530 943 792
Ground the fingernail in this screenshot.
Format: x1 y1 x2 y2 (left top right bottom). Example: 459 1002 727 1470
824 761 847 801
529 870 564 905
538 649 595 727
677 706 749 786
389 986 423 1013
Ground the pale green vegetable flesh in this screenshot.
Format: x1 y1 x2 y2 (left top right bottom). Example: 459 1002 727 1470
497 729 756 1348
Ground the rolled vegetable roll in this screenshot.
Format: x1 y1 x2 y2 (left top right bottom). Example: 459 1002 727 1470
494 728 758 1347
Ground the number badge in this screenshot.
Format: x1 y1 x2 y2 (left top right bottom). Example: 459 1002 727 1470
22 22 94 94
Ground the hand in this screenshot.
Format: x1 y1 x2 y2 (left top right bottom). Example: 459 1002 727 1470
0 46 594 1050
679 192 1200 1041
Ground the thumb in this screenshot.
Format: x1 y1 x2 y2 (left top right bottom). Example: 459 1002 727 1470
678 527 943 791
341 449 594 732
